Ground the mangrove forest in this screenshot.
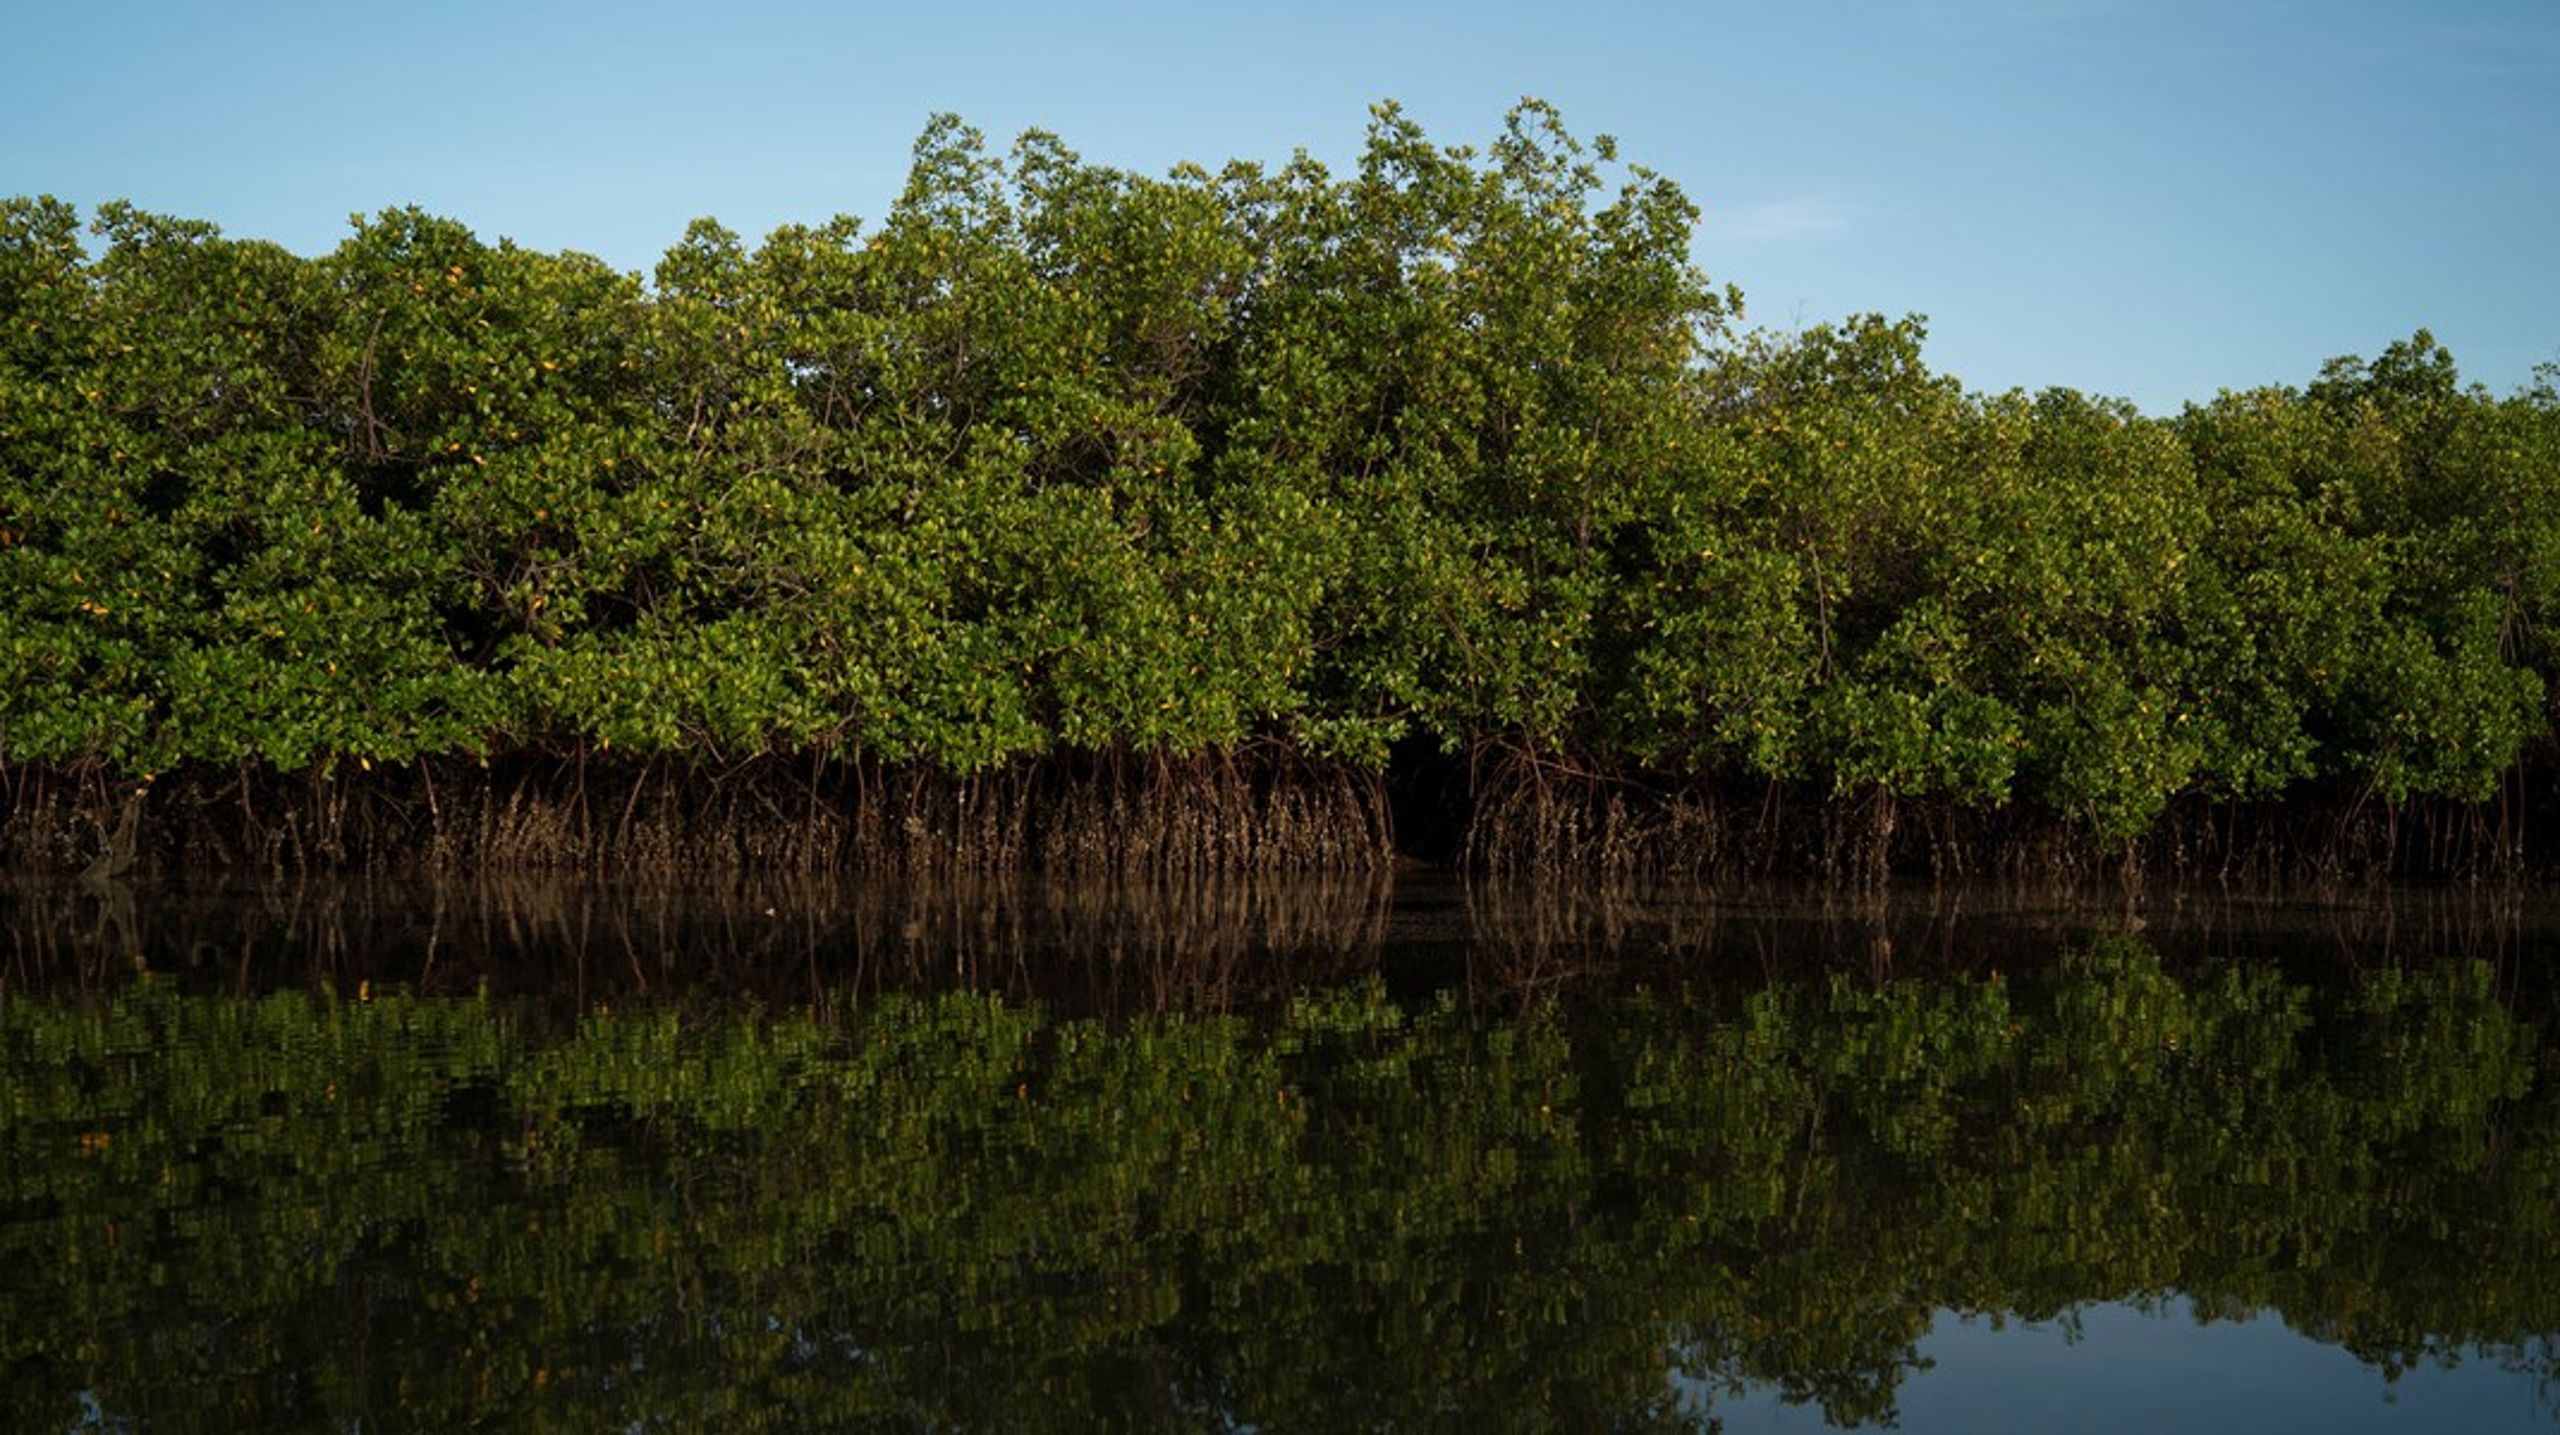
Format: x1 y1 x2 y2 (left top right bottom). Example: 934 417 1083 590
4 103 2557 876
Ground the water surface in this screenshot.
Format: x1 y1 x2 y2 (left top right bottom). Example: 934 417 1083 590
4 877 2555 1430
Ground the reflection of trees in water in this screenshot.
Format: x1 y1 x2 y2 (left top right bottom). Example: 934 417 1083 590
7 875 2559 1016
1454 877 2559 1005
3 932 2554 1430
0 872 1395 1014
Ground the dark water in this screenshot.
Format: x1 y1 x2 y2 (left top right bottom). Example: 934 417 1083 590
4 877 2558 1431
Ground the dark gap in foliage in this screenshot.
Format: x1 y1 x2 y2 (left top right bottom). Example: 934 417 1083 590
1384 734 1467 867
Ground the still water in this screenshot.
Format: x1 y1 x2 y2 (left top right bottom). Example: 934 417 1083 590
4 876 2557 1430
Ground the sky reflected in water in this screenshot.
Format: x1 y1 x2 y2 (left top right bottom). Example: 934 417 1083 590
1711 1300 2557 1432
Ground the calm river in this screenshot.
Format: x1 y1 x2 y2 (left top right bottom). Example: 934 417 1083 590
5 877 2556 1430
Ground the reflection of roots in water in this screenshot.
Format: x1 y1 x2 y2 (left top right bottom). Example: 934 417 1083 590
1453 875 2558 1002
2152 879 2550 1001
1457 877 1992 999
6 872 2552 1012
0 871 1394 1016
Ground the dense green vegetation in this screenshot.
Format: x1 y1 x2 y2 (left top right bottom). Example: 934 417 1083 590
4 103 2556 872
4 942 2551 1428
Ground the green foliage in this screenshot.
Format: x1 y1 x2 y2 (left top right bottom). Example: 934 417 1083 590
2 110 2554 850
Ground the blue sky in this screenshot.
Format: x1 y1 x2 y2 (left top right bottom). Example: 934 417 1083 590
4 0 2553 412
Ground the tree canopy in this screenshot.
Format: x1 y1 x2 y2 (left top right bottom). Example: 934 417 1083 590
4 104 2555 868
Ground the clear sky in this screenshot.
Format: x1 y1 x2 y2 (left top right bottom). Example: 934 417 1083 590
4 0 2553 412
